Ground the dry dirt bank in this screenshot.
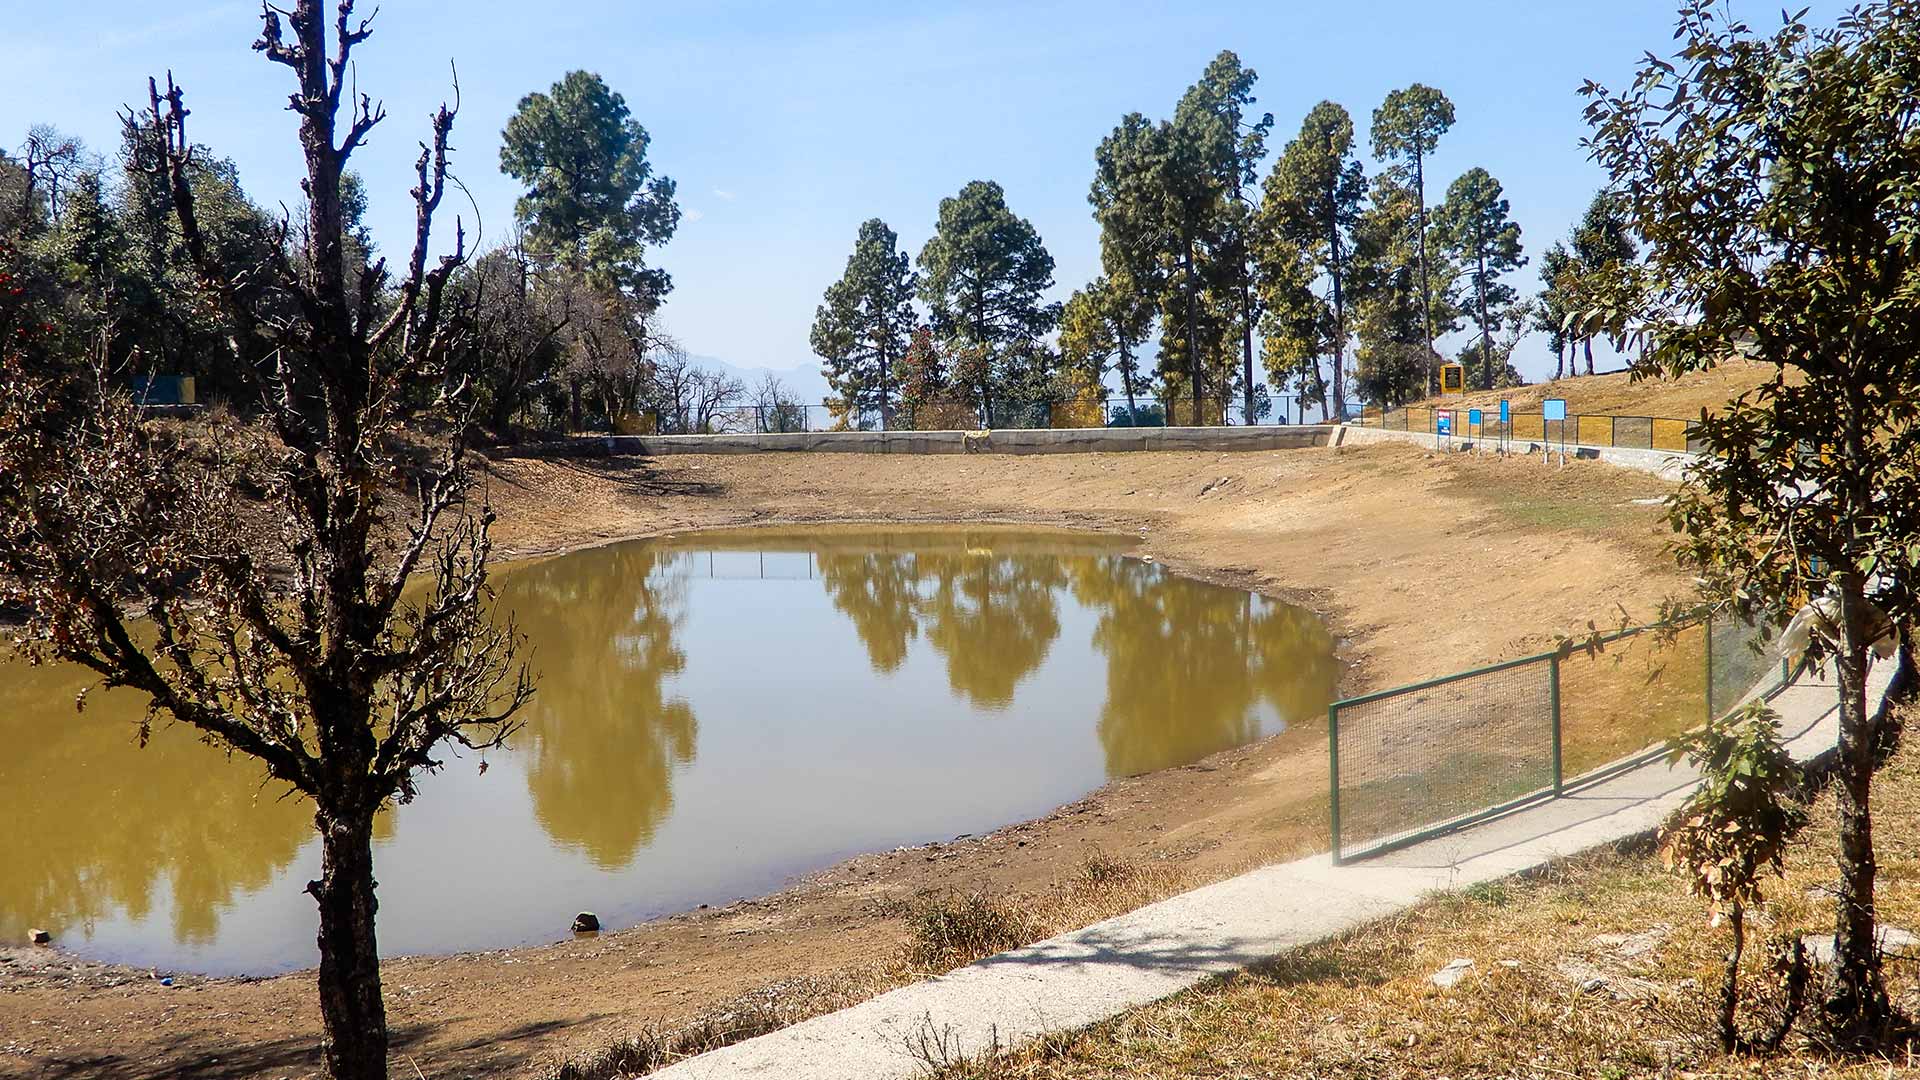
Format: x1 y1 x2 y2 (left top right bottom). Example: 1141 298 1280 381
0 443 1685 1080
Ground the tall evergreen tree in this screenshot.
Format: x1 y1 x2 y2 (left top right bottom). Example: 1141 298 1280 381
1176 51 1272 424
1535 241 1578 379
1089 114 1169 418
810 218 917 426
916 180 1059 424
1351 174 1459 406
1435 167 1525 390
1568 190 1638 374
1262 100 1366 417
499 70 680 300
1370 84 1455 369
1256 233 1331 418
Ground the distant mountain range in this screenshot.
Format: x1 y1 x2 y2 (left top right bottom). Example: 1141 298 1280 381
689 354 834 406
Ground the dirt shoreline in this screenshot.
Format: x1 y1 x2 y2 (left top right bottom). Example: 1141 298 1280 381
0 443 1687 1080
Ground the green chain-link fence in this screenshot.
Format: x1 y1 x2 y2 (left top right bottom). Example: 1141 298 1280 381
1329 613 1791 863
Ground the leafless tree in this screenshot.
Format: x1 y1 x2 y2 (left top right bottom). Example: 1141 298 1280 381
0 6 532 1080
459 231 575 438
19 124 87 230
751 371 807 432
643 347 746 433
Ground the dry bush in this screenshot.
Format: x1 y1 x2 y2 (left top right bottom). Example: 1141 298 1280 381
901 890 1038 971
540 975 876 1080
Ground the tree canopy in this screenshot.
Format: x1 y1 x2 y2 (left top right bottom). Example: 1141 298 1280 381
917 180 1059 422
1582 0 1920 1042
1435 166 1525 390
500 70 680 299
811 218 918 426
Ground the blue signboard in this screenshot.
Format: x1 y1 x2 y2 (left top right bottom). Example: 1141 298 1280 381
1542 398 1568 422
1499 399 1510 424
1468 408 1483 426
1436 411 1453 436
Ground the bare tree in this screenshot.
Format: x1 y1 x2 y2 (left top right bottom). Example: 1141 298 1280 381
751 371 807 432
19 124 87 230
642 347 746 433
0 6 532 1080
459 231 575 439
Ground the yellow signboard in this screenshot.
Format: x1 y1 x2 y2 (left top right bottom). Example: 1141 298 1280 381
1439 363 1465 395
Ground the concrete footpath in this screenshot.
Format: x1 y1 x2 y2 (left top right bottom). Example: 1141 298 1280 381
654 661 1888 1079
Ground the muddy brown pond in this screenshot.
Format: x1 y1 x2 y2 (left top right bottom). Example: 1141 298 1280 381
0 528 1341 975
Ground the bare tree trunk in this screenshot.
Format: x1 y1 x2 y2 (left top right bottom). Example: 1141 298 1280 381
1184 217 1202 426
1240 278 1256 425
1583 337 1595 376
1719 900 1745 1054
1476 252 1494 390
312 812 389 1080
879 345 894 431
1414 149 1434 367
1116 328 1139 420
1330 212 1347 422
1824 599 1891 1044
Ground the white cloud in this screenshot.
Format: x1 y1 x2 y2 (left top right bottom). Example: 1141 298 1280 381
712 188 737 202
683 208 706 223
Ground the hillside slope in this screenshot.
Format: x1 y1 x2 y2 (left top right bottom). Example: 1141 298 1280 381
1433 361 1782 419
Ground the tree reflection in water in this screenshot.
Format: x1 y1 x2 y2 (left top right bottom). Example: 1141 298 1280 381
0 662 311 945
499 545 698 869
1 529 1339 969
1071 556 1342 777
816 533 1338 775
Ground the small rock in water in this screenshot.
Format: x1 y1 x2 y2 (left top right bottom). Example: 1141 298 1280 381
571 912 601 934
1431 958 1475 989
28 928 51 945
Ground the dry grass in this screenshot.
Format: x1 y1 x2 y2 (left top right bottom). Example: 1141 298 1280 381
538 972 892 1080
1444 361 1785 420
541 851 1241 1078
893 852 1216 973
927 715 1920 1079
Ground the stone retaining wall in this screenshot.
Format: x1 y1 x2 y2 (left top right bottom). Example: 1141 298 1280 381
492 424 1335 458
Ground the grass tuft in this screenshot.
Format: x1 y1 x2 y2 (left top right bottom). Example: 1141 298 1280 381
902 890 1038 971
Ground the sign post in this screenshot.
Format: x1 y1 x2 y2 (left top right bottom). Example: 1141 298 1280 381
1542 398 1568 464
1468 408 1483 444
1439 363 1465 396
1499 398 1510 454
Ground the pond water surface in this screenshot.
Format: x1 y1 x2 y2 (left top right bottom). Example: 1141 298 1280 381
0 528 1340 974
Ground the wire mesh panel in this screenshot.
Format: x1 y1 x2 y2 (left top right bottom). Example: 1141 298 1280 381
1613 415 1655 449
1558 624 1707 777
1651 417 1690 451
1577 415 1615 447
1709 613 1784 717
1331 657 1556 861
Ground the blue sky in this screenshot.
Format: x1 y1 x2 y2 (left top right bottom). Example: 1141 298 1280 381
1 1 1848 387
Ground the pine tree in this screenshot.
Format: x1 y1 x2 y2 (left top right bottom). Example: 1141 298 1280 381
810 218 917 427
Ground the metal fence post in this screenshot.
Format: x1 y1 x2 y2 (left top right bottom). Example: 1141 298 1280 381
1549 655 1564 795
1704 613 1715 722
1328 702 1343 865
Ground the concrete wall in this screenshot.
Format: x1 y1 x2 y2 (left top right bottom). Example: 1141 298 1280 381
1333 424 1696 479
494 424 1336 459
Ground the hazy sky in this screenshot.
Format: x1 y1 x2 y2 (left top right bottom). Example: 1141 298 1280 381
1 1 1848 385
